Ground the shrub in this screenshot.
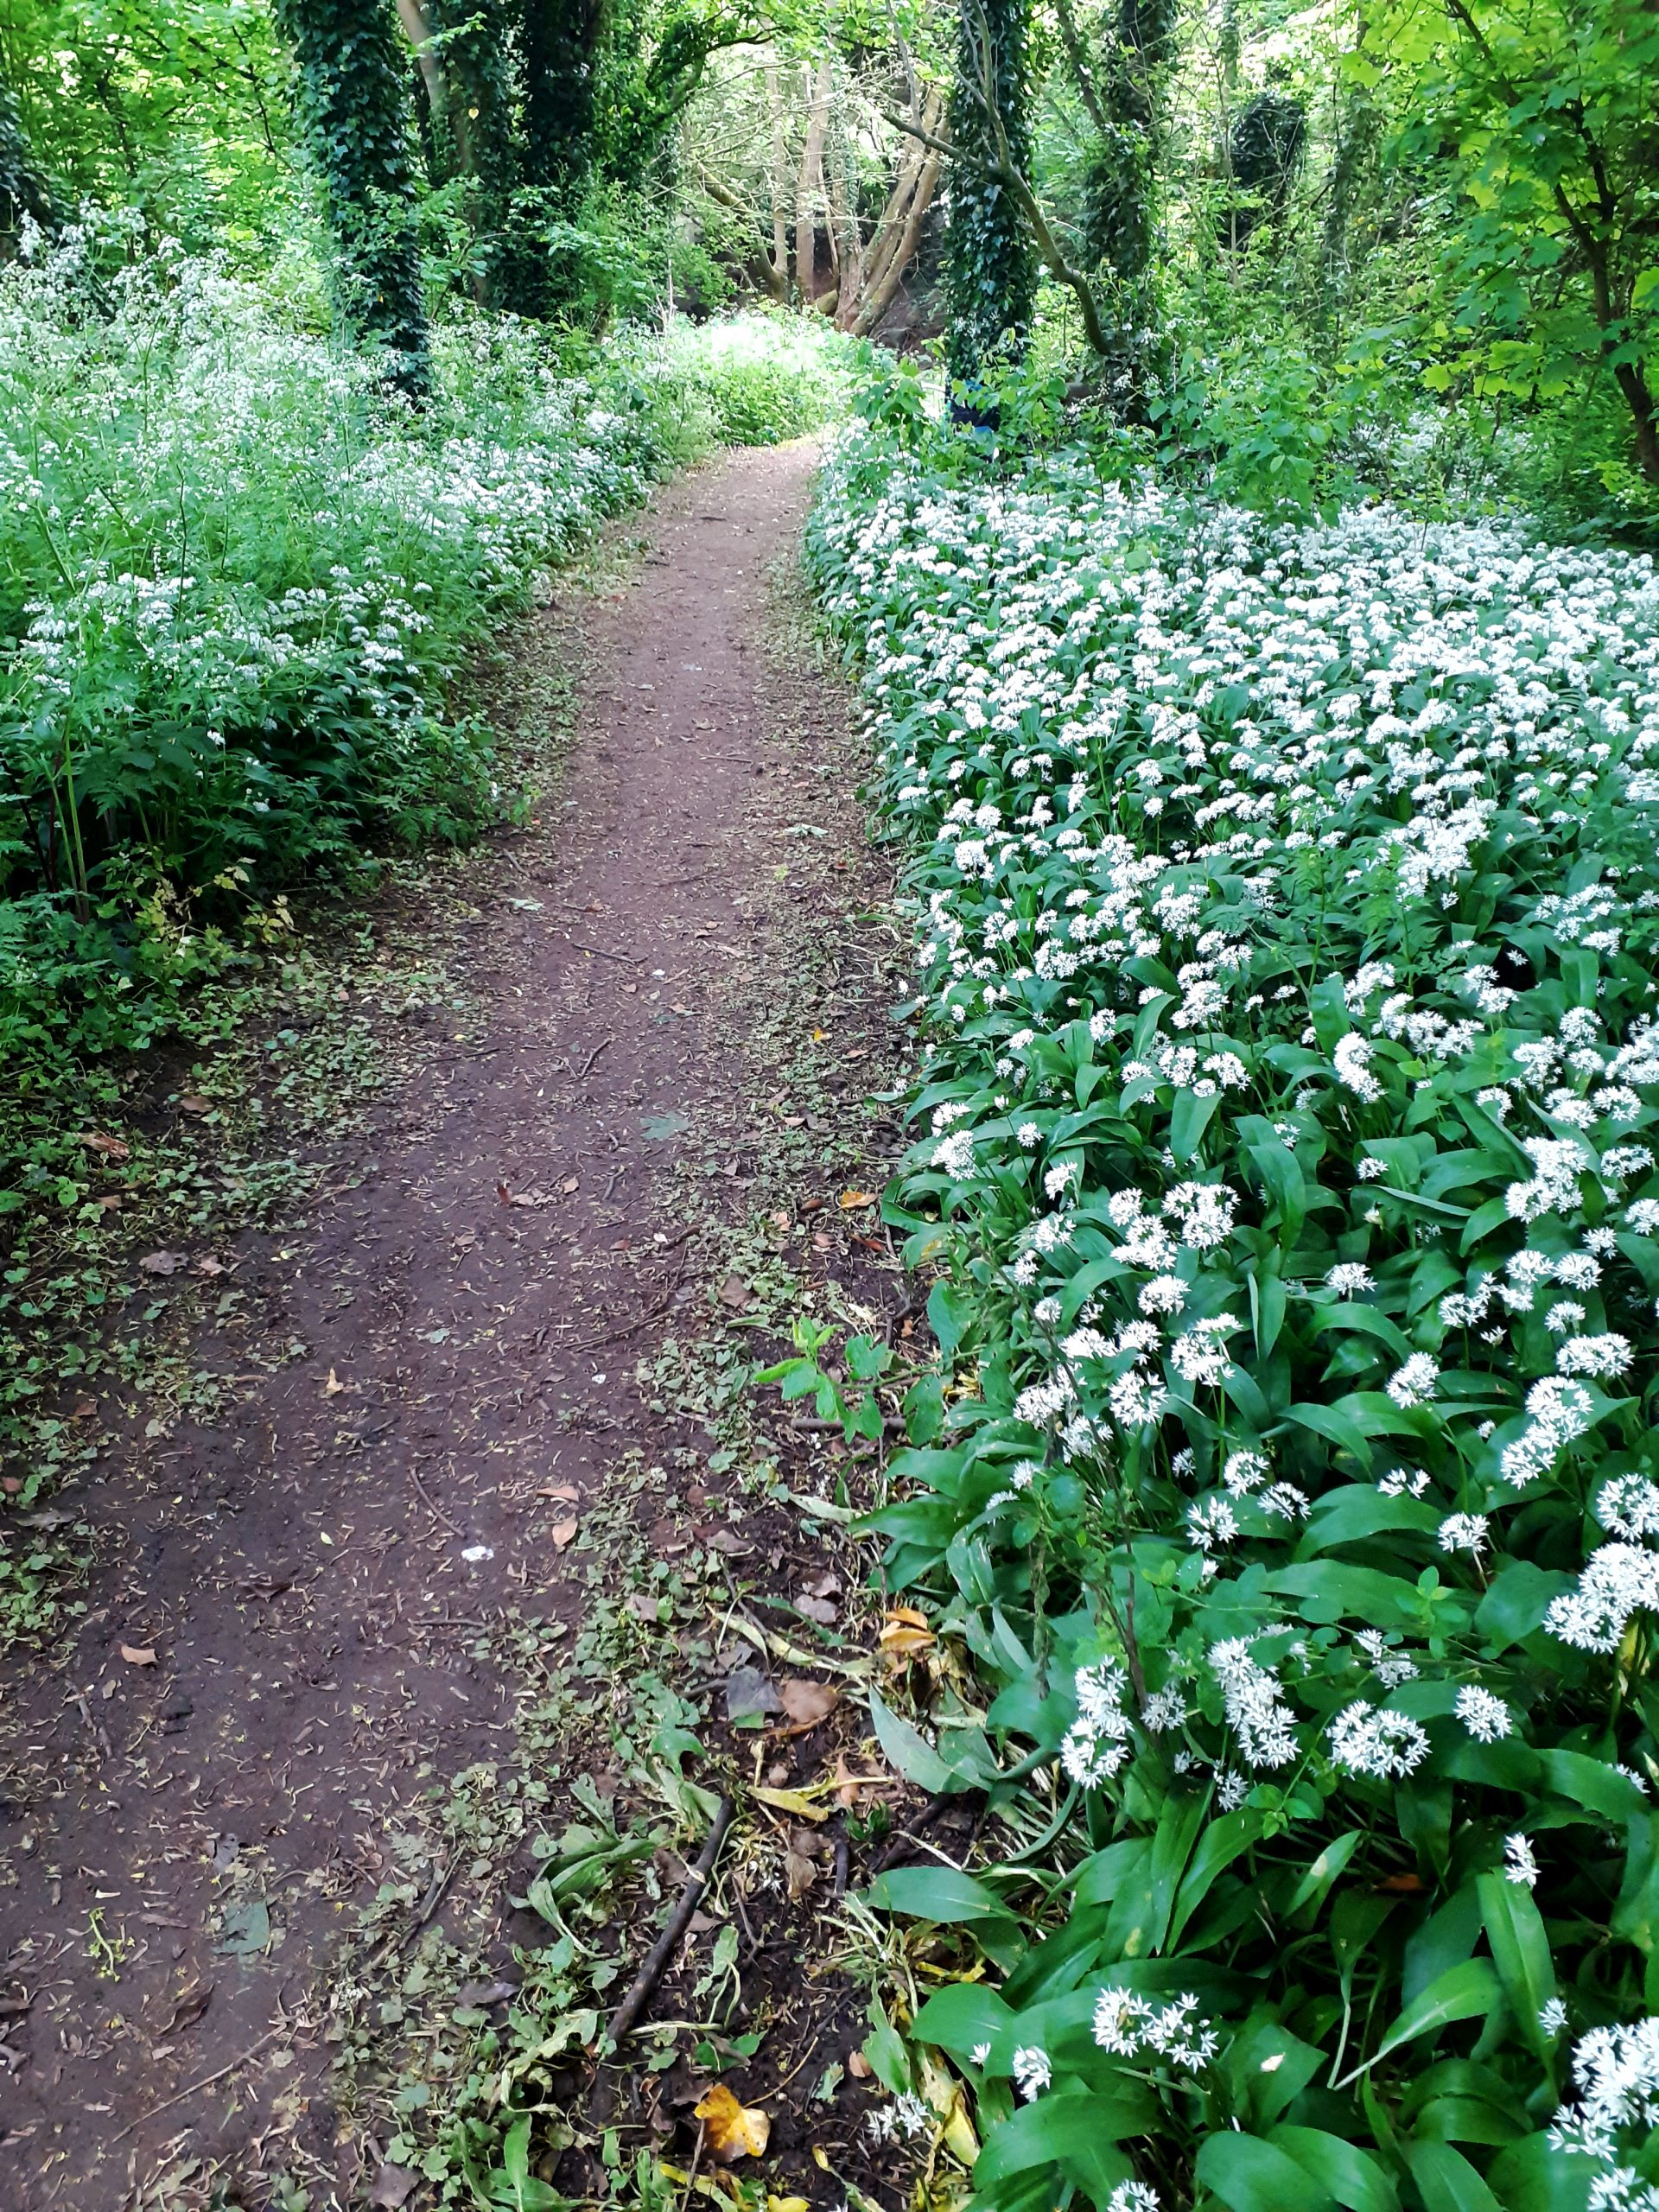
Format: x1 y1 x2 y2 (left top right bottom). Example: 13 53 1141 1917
808 416 1659 2210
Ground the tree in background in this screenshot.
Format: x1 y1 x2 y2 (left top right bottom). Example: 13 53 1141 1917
1054 0 1179 405
944 0 1037 384
0 73 54 248
271 0 429 382
1386 0 1659 485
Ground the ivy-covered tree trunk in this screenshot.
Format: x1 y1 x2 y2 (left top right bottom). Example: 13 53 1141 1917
272 0 429 389
1057 0 1177 407
944 0 1038 388
432 0 518 302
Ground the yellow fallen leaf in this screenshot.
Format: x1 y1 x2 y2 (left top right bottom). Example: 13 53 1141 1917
752 1783 833 1823
770 2196 810 2212
695 2083 770 2162
838 1189 875 1210
879 1605 935 1658
324 1368 345 1396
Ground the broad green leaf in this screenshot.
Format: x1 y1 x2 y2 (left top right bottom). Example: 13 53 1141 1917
868 1690 957 1794
1172 1085 1221 1161
1475 1869 1555 2059
971 2091 1147 2191
1359 1958 1503 2080
911 1981 1014 2060
1407 2142 1503 2212
1270 2126 1401 2212
1195 2131 1338 2212
867 1866 1014 1926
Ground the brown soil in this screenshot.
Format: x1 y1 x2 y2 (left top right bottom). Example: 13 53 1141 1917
0 444 927 2211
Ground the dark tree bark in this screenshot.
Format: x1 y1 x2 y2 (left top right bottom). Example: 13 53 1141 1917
0 75 57 251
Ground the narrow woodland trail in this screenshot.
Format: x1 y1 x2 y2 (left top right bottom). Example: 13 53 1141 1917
0 446 914 2211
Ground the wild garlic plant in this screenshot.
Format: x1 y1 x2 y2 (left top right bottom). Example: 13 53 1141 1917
810 419 1659 2209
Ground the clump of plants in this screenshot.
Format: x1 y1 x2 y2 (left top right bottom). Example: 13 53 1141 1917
808 409 1659 2209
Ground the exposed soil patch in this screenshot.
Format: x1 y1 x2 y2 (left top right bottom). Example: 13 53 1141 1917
0 446 929 2211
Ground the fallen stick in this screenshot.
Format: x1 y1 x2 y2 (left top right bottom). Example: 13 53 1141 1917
114 2027 279 2140
603 1795 734 2051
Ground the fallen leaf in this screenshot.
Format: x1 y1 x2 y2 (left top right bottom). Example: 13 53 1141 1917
751 1784 832 1823
770 2196 811 2212
179 1094 211 1116
550 1517 579 1548
119 1643 158 1667
796 1593 838 1625
323 1369 345 1396
779 1680 839 1729
546 1482 581 1502
367 2164 420 2209
847 2050 874 2080
801 1570 840 1599
838 1190 875 1210
560 1174 580 1193
784 1831 823 1901
706 1526 749 1555
138 1251 186 1276
879 1605 935 1659
724 1665 781 1724
165 1982 213 2033
71 1396 98 1420
695 2084 770 2162
79 1131 130 1160
718 1274 751 1310
454 1979 519 2009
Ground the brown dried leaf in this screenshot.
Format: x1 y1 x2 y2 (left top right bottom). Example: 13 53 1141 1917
694 2084 770 2162
119 1643 158 1667
550 1517 579 1548
879 1605 935 1659
179 1094 212 1116
847 2050 874 2080
718 1274 751 1310
323 1369 346 1397
138 1251 186 1276
79 1131 130 1160
778 1679 838 1729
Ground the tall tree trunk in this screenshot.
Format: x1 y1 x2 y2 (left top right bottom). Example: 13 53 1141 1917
795 54 830 303
432 0 516 302
766 56 790 296
507 0 602 316
272 0 429 391
396 0 453 172
825 82 863 321
852 137 943 337
945 0 1037 385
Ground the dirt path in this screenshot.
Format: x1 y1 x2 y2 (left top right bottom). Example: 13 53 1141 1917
0 444 914 2211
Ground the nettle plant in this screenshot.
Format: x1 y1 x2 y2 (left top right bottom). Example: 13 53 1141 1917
808 420 1659 2211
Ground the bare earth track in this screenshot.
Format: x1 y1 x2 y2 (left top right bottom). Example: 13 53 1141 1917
0 444 932 2210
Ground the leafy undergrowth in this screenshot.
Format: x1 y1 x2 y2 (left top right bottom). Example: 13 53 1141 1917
804 414 1659 2212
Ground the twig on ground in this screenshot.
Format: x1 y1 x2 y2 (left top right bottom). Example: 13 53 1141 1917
579 1037 614 1077
602 1795 734 2050
114 2027 280 2140
567 938 640 964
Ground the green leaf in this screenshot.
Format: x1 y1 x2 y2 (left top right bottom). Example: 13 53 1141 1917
1475 1869 1556 2059
1195 2132 1338 2212
1281 1401 1376 1471
1310 1304 1412 1363
1270 2126 1401 2212
1357 1958 1503 2081
1406 2143 1503 2212
867 1690 957 1794
1172 1085 1221 1161
911 1980 1014 2060
1536 1749 1649 1821
867 1866 1015 1926
972 2092 1146 2191
1170 1807 1262 1945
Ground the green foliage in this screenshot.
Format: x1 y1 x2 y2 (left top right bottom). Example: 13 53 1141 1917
659 312 855 444
809 406 1659 2210
1379 0 1659 486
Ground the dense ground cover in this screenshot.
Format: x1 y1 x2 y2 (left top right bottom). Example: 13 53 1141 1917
809 411 1659 2211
